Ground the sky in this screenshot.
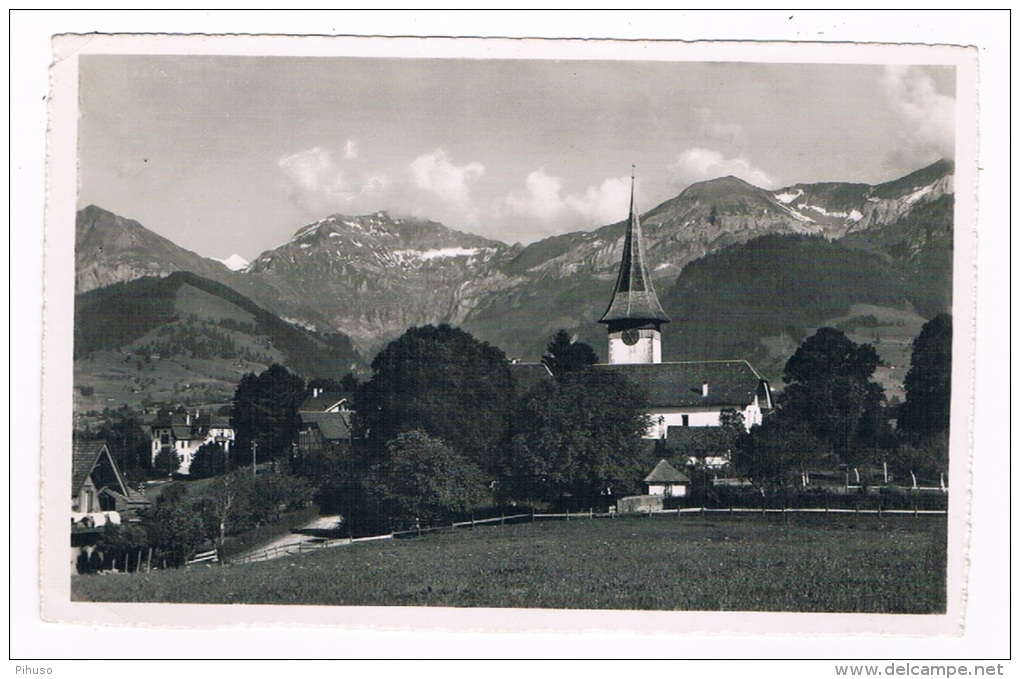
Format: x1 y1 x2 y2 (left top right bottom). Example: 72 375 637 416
77 55 956 261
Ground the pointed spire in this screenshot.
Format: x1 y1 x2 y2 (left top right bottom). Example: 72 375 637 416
599 170 671 326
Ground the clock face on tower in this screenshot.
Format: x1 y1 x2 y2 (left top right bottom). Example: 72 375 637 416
621 329 640 346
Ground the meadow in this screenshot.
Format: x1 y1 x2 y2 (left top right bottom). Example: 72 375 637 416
71 513 946 613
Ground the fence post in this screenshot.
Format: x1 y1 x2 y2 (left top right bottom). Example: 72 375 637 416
500 513 505 525
531 509 535 523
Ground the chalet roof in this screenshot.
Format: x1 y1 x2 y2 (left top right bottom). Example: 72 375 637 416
72 440 128 497
299 390 352 413
599 176 670 326
508 362 553 396
592 360 772 409
644 459 690 484
300 411 353 441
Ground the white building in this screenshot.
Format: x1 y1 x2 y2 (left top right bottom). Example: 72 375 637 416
150 411 234 475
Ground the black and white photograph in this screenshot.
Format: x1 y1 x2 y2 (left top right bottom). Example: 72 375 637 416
15 11 1010 667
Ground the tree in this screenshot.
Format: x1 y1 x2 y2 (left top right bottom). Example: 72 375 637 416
139 485 206 568
509 368 652 506
733 418 830 491
153 447 180 478
897 314 952 441
94 406 150 473
247 473 314 524
199 471 253 547
188 441 228 479
541 330 599 377
778 327 891 464
231 364 306 464
95 523 148 572
370 431 489 529
357 324 513 476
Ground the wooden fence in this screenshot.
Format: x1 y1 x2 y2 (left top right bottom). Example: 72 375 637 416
185 549 219 566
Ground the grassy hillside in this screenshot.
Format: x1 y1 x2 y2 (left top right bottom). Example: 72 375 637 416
72 514 946 613
74 272 362 414
658 235 939 382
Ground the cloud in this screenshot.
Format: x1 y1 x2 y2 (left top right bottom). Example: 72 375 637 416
668 148 777 189
505 169 566 222
279 147 345 196
408 149 485 208
342 138 359 160
695 108 744 144
504 170 633 235
278 144 387 213
563 176 632 224
881 66 955 158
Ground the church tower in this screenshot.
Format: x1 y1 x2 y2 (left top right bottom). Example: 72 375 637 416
598 171 671 364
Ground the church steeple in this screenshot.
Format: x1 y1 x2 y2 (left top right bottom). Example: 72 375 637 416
599 170 670 365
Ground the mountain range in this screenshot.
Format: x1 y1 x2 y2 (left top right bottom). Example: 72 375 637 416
74 159 954 407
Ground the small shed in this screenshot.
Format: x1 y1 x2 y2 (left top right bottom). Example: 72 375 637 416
644 459 690 497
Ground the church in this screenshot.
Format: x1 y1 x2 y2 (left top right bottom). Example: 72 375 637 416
590 174 772 439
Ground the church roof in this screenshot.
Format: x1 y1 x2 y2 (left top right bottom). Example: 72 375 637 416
599 175 670 326
592 360 771 409
644 459 690 484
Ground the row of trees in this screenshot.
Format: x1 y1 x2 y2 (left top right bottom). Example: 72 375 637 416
84 312 952 554
732 314 952 489
308 324 654 533
224 316 951 530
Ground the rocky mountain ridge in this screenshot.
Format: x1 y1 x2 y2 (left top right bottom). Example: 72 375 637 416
75 159 954 361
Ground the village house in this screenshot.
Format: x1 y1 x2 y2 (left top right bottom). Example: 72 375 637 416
591 173 773 439
149 410 235 475
295 388 354 458
643 459 690 497
72 440 150 567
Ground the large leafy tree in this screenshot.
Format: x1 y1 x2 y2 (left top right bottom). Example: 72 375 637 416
153 447 180 478
509 368 652 506
231 363 306 464
357 324 513 476
897 314 952 441
733 418 829 491
188 441 228 479
779 327 891 465
94 406 151 473
370 431 489 529
541 329 599 378
139 485 205 568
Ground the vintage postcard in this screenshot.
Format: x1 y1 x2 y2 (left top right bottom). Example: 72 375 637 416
39 31 980 643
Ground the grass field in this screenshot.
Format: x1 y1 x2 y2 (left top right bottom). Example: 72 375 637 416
71 513 946 613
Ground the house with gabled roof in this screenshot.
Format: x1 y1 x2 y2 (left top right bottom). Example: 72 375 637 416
299 387 353 414
295 388 356 465
644 459 690 497
72 440 150 523
591 172 772 440
150 410 234 475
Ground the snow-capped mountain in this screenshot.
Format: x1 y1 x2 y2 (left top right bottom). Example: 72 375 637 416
75 160 954 362
214 254 249 271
